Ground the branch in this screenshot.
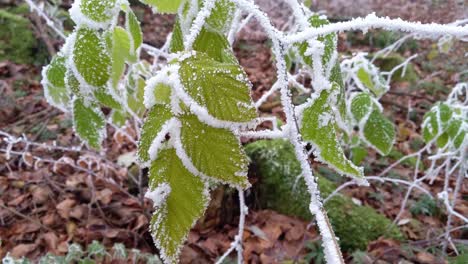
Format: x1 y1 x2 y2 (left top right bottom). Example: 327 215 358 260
286 13 468 44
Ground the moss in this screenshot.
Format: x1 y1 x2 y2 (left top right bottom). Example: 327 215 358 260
0 5 47 65
245 139 403 252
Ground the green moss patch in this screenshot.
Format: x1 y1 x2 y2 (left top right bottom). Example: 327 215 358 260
245 139 403 252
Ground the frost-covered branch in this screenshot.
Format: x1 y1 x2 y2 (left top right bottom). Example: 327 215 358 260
286 13 468 44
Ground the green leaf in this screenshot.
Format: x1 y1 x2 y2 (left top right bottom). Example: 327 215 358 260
78 0 118 23
422 103 465 148
141 0 183 14
193 27 237 63
178 52 256 123
205 0 236 33
111 110 127 127
94 87 121 109
112 27 132 88
65 68 81 97
179 113 250 188
126 10 143 53
127 75 146 116
73 27 111 87
152 83 172 105
301 85 363 179
169 19 184 53
356 62 387 97
72 98 106 149
43 55 70 109
446 118 466 148
363 110 395 155
330 63 346 118
351 93 395 155
350 92 375 122
149 148 208 264
138 104 173 163
351 146 367 165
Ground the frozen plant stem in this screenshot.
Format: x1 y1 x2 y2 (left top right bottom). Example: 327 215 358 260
227 0 344 262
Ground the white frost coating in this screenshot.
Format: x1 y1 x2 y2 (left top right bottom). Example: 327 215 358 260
148 118 178 161
145 182 171 208
184 0 218 49
69 0 122 30
227 0 344 262
286 13 468 44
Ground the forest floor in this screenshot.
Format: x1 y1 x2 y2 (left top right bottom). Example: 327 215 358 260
0 0 467 263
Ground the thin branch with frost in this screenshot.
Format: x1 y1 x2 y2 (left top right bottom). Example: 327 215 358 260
24 0 67 39
286 13 468 44
215 188 248 264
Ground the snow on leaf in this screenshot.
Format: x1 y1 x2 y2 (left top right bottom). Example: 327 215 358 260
178 52 256 123
148 148 209 264
301 84 364 179
72 97 106 149
72 27 111 88
179 113 250 188
138 104 173 163
42 55 70 111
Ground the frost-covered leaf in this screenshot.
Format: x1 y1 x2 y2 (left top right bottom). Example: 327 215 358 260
111 110 127 127
355 61 388 97
73 27 111 87
94 86 121 109
170 20 184 53
330 63 346 118
297 14 336 70
301 85 363 179
179 113 250 188
138 104 173 163
72 98 106 149
112 26 132 88
178 52 256 123
42 55 70 110
71 0 119 28
127 75 146 116
351 93 395 155
422 103 466 148
65 68 82 97
446 118 466 148
193 27 237 63
148 148 208 264
205 0 236 33
141 0 183 14
363 110 395 155
350 92 374 122
126 10 143 54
